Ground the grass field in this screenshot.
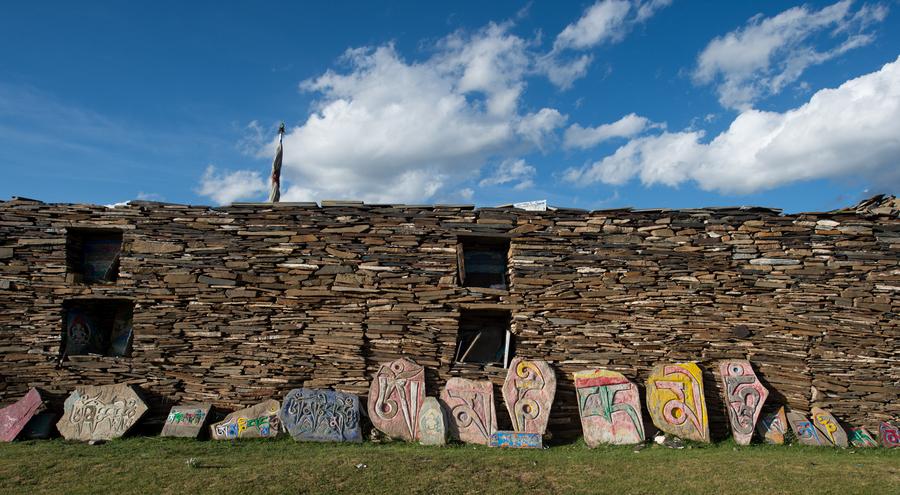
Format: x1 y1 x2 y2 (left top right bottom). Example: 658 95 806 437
0 437 897 495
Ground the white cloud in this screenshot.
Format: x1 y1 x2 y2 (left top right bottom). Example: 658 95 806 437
459 188 475 200
566 56 900 193
270 22 573 204
694 0 888 109
479 158 537 190
563 113 661 149
196 165 268 205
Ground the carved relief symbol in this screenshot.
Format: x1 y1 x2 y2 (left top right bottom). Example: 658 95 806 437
372 359 423 440
284 390 359 441
448 387 492 441
720 360 768 443
510 360 544 431
578 382 645 441
655 366 706 439
69 393 138 436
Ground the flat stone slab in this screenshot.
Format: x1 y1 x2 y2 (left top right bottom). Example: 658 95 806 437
573 369 644 446
756 406 788 445
501 358 556 435
211 400 281 440
161 404 212 438
280 389 362 443
368 358 425 442
810 407 848 447
719 360 768 445
848 426 878 448
417 397 446 446
57 384 147 441
489 431 542 449
786 411 827 446
879 422 899 448
0 388 43 442
646 362 709 443
439 378 497 445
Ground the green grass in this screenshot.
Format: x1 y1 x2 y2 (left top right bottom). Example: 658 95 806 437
0 438 898 495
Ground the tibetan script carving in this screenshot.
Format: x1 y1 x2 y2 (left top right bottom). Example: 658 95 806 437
848 426 878 448
57 384 147 441
879 422 899 448
646 362 709 442
489 431 542 449
439 378 497 445
756 406 787 445
367 358 425 442
501 358 556 435
211 400 281 440
719 360 768 445
811 407 847 447
786 411 826 446
573 369 644 446
161 404 211 438
280 389 361 443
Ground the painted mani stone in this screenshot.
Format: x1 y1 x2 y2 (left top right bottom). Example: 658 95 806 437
0 388 43 442
57 384 148 441
810 407 848 447
367 357 425 442
417 397 447 446
439 378 497 445
646 362 709 443
847 427 879 448
501 358 556 435
786 411 826 446
211 400 281 440
573 369 644 446
719 360 768 445
280 389 362 443
756 406 788 445
489 431 542 449
161 404 212 438
879 422 899 448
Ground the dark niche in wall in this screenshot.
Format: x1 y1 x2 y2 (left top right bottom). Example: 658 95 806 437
61 299 134 359
66 228 123 284
454 309 512 367
457 235 510 289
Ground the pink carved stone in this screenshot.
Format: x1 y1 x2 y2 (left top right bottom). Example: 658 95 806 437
719 360 768 445
367 357 425 442
573 369 644 446
439 377 497 445
501 358 556 435
0 388 43 442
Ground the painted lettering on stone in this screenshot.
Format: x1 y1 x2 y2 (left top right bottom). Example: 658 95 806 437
573 369 644 446
501 358 556 435
439 378 497 445
161 404 212 438
489 431 542 449
280 389 361 443
646 362 709 443
879 422 899 448
756 406 788 445
786 411 826 446
367 358 425 442
57 384 148 441
847 427 878 448
810 407 847 448
719 360 768 445
211 400 281 440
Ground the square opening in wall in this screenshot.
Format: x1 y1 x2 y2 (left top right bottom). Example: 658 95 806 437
454 309 512 367
457 236 510 289
62 299 134 359
66 228 123 284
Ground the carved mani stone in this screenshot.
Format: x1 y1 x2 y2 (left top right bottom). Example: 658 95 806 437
719 360 768 445
501 358 556 435
417 397 447 446
646 362 709 443
210 400 281 440
57 384 148 441
439 378 497 445
786 411 826 446
0 388 43 442
848 427 879 448
573 369 644 446
489 431 542 449
161 404 212 438
280 389 362 443
367 357 425 442
756 406 788 445
879 422 899 448
810 407 848 448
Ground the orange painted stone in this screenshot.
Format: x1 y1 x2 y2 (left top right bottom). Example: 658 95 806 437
573 369 644 446
367 358 425 442
0 388 43 442
501 358 556 435
439 378 496 445
811 407 847 447
719 360 768 445
756 406 788 445
646 362 709 443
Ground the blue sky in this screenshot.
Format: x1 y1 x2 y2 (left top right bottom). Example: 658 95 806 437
1 1 898 212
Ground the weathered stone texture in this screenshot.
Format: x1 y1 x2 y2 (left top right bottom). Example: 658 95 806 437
0 198 897 439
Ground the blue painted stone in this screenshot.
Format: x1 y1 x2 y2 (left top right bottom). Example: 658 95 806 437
280 388 362 443
489 430 542 449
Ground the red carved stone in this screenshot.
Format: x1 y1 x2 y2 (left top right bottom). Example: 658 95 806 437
719 360 768 445
501 358 556 435
440 378 497 445
367 357 425 442
0 388 43 442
